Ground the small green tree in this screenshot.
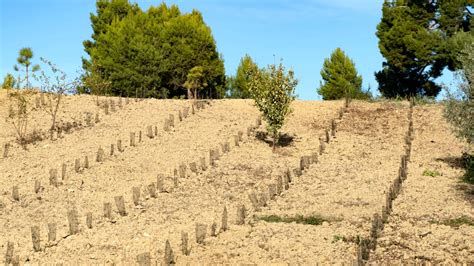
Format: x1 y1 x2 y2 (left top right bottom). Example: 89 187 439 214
444 37 473 183
317 48 366 100
184 66 206 100
2 74 16 90
14 48 40 89
227 54 257 98
248 62 298 151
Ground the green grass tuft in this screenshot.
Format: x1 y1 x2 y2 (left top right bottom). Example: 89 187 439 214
431 216 474 228
422 169 441 177
257 214 329 225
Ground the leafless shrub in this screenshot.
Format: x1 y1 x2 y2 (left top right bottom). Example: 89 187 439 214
35 58 79 140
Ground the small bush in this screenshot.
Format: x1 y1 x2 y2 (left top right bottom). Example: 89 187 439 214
7 90 33 146
2 73 16 90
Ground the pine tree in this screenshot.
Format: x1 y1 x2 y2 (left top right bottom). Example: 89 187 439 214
317 48 365 100
14 48 40 89
227 54 257 98
376 0 472 98
83 2 225 99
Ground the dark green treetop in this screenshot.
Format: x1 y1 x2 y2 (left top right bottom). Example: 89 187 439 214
14 47 40 89
317 48 367 100
227 54 258 99
82 1 225 99
376 0 473 98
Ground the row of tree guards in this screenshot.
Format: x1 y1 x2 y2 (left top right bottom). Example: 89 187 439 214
2 94 141 159
51 101 209 191
356 99 415 264
8 99 209 208
5 105 261 265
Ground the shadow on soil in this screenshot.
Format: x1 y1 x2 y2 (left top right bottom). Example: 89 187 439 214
255 131 294 148
438 154 474 207
436 156 466 170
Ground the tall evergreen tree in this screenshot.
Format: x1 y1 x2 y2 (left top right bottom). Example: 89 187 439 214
227 54 257 98
317 48 366 100
82 1 225 98
158 9 225 98
82 0 140 71
376 0 473 98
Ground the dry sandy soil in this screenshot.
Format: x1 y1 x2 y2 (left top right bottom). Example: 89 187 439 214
0 91 472 264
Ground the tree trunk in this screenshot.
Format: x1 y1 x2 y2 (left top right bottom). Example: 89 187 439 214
272 132 279 152
26 65 29 89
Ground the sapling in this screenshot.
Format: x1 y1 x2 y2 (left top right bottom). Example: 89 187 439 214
7 90 34 147
247 61 298 151
35 58 79 140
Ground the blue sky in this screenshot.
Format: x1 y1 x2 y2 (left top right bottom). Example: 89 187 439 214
1 0 449 99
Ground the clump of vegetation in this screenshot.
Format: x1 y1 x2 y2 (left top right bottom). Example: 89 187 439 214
431 216 474 228
422 169 441 177
257 214 328 225
332 235 347 243
2 73 16 91
317 48 370 100
248 62 298 151
13 47 40 89
444 37 473 184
